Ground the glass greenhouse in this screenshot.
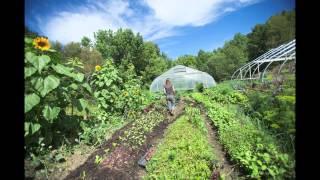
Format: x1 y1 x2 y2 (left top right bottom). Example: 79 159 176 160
150 65 217 92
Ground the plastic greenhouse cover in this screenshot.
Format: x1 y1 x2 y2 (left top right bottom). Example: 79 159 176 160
150 65 217 92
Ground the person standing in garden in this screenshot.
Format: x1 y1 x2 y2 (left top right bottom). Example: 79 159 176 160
163 78 176 115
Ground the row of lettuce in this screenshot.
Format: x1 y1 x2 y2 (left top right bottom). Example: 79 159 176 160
190 79 295 179
145 107 216 179
24 36 160 160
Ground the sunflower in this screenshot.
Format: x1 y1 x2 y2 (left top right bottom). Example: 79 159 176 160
95 65 102 71
33 37 51 51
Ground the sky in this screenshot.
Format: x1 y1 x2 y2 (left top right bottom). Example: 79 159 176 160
25 0 295 59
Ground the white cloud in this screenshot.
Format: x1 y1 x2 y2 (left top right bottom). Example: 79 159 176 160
143 0 222 26
40 0 257 44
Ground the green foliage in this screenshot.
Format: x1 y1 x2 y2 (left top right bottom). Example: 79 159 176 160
79 47 104 74
185 107 207 134
191 83 295 179
93 29 170 84
141 90 162 107
145 115 215 179
95 155 103 165
89 60 144 113
203 82 248 105
141 56 168 86
79 111 126 146
94 29 145 74
62 42 82 60
245 79 295 152
247 10 295 59
207 33 248 81
195 82 204 92
25 37 91 155
120 111 164 149
81 36 91 48
65 57 84 70
174 54 197 68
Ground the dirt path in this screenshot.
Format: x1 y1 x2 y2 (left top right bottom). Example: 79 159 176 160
64 98 185 180
185 97 241 180
200 108 242 180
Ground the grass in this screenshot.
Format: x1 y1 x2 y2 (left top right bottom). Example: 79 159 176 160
145 114 216 179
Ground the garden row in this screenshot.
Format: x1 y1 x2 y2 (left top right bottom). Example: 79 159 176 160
191 82 295 179
144 106 217 179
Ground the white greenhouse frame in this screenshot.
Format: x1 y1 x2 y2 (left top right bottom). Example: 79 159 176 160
231 39 295 81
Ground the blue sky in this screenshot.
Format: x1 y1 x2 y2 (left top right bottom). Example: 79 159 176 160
25 0 295 59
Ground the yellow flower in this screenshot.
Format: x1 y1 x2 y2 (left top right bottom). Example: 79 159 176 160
33 37 50 51
95 65 102 71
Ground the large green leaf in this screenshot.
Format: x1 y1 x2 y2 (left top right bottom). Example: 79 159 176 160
25 52 37 63
28 54 51 73
74 98 88 112
69 83 78 90
52 64 73 75
42 105 61 122
31 123 41 135
82 83 92 93
52 64 84 82
72 73 84 82
25 67 37 79
34 75 60 97
25 93 41 113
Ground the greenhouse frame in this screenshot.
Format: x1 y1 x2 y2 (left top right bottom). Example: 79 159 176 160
150 65 216 92
231 39 296 81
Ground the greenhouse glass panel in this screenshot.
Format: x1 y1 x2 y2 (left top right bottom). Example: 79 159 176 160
150 65 217 92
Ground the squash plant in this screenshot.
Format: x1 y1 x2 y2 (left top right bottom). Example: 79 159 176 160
25 37 91 153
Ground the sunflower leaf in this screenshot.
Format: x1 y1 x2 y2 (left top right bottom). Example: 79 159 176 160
42 105 61 122
28 54 51 73
34 75 60 97
25 67 37 79
30 123 41 135
82 83 92 93
47 49 56 52
25 37 33 44
25 93 41 113
52 64 84 82
74 98 88 112
25 52 37 64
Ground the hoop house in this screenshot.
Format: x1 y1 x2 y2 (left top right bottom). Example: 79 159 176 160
231 39 296 81
150 65 216 92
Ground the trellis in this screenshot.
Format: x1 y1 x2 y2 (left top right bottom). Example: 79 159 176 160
231 39 295 81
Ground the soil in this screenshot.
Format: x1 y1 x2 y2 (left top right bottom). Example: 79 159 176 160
49 146 95 180
200 108 243 180
64 98 186 180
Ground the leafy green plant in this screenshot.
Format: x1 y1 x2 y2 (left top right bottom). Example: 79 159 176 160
121 110 164 148
25 37 91 154
191 84 295 179
89 60 144 113
65 57 84 72
95 155 103 165
195 82 204 92
185 107 207 134
79 110 126 146
145 116 215 179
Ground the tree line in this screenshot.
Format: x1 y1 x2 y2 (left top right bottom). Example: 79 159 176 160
25 9 295 84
